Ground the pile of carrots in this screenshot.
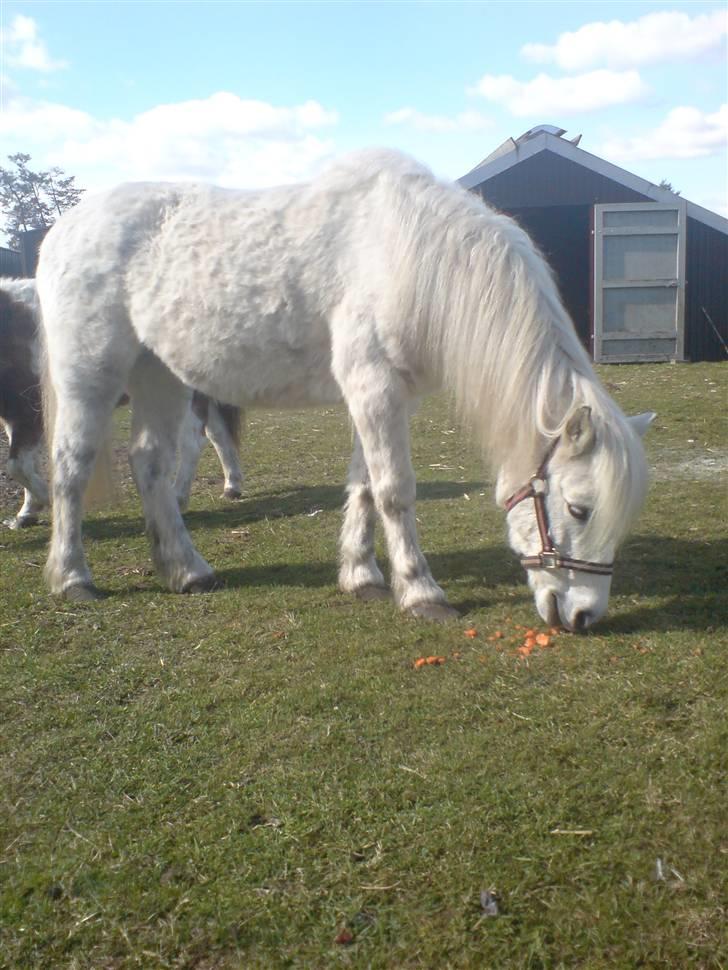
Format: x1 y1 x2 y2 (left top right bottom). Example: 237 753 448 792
413 621 562 668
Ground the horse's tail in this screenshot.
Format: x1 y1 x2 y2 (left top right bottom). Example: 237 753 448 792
216 403 244 450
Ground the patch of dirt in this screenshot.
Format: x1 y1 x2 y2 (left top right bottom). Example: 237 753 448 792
650 447 728 482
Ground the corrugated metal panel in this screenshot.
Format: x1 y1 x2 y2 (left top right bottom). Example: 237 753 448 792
504 205 591 349
685 218 728 361
474 150 650 210
0 247 22 278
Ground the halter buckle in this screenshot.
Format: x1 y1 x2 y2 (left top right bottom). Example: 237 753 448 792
530 476 548 496
539 551 560 570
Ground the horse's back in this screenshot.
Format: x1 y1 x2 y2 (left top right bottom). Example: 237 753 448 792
35 150 454 404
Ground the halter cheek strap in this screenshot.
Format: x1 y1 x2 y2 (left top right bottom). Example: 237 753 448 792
504 444 614 578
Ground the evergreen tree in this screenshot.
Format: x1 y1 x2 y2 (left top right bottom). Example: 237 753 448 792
0 153 84 248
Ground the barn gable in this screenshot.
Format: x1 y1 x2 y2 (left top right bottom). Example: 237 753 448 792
459 127 728 362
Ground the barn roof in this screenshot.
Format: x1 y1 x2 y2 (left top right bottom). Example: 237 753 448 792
458 125 728 236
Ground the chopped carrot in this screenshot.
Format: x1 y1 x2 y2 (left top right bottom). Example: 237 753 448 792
523 636 537 649
517 644 534 657
426 655 446 665
464 627 478 639
414 658 427 669
525 629 536 638
488 630 503 640
535 633 550 647
548 627 561 636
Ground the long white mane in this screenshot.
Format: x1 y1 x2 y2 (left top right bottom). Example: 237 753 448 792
345 152 648 546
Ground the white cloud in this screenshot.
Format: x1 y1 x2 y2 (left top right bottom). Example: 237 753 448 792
384 107 492 132
522 10 727 71
469 70 648 116
0 91 340 190
2 14 67 72
598 104 728 161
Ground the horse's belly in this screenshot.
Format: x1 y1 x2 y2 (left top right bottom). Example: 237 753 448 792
137 303 340 408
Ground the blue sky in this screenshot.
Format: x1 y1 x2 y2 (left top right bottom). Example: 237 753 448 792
1 1 726 222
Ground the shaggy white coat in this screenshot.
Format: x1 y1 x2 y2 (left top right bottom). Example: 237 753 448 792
36 149 653 627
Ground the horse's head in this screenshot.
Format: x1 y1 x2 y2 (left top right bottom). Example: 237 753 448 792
499 406 655 633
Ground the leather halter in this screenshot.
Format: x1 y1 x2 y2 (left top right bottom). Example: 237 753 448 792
504 442 614 577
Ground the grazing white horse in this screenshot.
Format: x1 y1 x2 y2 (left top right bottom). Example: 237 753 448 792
36 149 653 630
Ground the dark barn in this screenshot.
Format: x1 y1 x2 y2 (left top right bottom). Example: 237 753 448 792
459 125 728 363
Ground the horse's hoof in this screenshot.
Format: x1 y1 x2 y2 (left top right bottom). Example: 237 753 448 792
354 584 390 602
64 583 103 602
181 573 219 594
223 487 243 501
407 602 460 622
15 515 39 529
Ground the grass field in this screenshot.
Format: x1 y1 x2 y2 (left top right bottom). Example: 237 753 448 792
1 362 726 969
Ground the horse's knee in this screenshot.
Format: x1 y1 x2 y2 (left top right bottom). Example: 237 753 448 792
372 477 416 516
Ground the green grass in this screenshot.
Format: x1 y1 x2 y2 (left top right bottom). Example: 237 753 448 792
1 363 726 969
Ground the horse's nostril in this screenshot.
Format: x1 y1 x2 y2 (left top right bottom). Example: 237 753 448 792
573 610 591 633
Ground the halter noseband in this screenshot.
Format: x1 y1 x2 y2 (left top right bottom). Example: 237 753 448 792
504 442 614 577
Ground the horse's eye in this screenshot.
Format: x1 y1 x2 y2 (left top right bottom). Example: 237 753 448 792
567 504 590 522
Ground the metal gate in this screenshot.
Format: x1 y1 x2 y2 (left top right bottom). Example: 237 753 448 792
593 202 686 362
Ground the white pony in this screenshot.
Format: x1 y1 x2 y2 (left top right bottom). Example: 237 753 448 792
36 149 653 630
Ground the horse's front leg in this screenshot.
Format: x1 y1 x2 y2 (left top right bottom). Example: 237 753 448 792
6 486 46 529
340 371 458 622
338 431 388 600
3 419 49 529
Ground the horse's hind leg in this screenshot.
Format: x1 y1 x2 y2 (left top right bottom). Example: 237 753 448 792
205 402 244 500
45 386 124 601
336 362 458 621
128 353 216 593
338 431 387 599
174 392 208 512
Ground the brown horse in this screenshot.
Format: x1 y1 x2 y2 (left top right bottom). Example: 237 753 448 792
0 280 244 529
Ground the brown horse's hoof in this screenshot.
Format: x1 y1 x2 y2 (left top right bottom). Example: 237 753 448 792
64 583 104 602
181 573 219 594
354 584 390 602
407 602 460 622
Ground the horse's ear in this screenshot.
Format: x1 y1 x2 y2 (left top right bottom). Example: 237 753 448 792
628 411 657 437
561 405 595 458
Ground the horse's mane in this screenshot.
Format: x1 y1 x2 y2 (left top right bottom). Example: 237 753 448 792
355 154 649 546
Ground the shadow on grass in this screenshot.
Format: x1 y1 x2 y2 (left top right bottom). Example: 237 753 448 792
8 498 727 631
4 480 486 551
